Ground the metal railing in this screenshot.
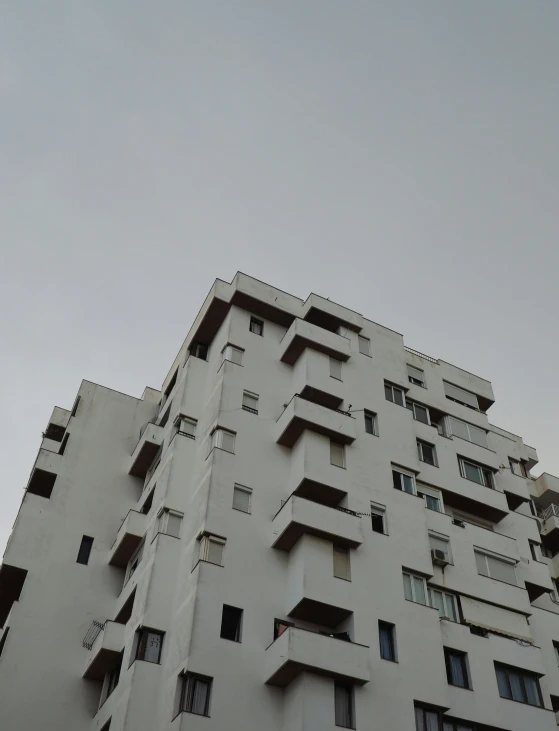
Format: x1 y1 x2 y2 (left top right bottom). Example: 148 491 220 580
404 346 438 364
540 504 559 522
335 505 360 517
83 620 105 650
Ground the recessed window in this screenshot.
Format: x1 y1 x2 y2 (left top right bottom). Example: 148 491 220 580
100 653 122 706
509 458 527 477
474 550 517 585
428 587 457 621
415 706 441 731
406 400 430 424
392 468 415 494
417 484 443 512
242 391 259 414
444 381 480 410
384 382 405 407
125 540 144 584
222 344 244 366
249 317 264 336
158 404 172 428
378 621 397 661
417 440 437 467
197 534 226 566
220 605 243 642
529 540 541 562
140 487 155 515
403 571 427 605
157 508 183 538
27 468 57 499
330 441 346 468
495 663 543 707
358 336 371 356
233 484 252 513
71 396 81 417
44 422 65 442
99 720 111 731
445 416 488 448
179 673 212 717
553 640 559 665
190 342 208 361
458 458 494 489
59 433 70 455
444 648 471 688
407 364 425 387
334 682 355 728
333 545 351 581
76 536 94 565
429 533 451 564
371 503 387 534
211 428 236 454
134 627 164 664
442 720 474 731
0 627 10 658
364 410 378 435
176 415 197 439
330 357 343 380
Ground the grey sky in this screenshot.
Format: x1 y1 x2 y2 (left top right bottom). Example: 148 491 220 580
2 2 559 553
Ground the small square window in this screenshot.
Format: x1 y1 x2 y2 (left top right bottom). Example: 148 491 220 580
384 382 405 406
371 504 387 534
176 416 197 439
330 357 343 380
358 336 371 356
220 605 243 642
158 508 183 538
242 391 259 414
179 673 212 716
197 534 226 566
364 410 378 436
233 484 252 513
417 440 437 466
330 441 346 468
222 344 244 366
417 484 443 512
250 317 264 336
134 627 164 664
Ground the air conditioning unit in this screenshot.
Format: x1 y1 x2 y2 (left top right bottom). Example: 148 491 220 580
431 548 449 567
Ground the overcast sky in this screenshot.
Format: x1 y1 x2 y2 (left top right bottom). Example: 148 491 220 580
1 1 559 554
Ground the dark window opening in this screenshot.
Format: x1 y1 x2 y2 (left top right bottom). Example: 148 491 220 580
164 369 178 398
59 433 70 455
0 565 28 628
495 662 543 707
190 342 208 361
104 653 122 703
44 423 65 442
71 396 81 417
159 405 171 428
77 536 94 565
444 648 470 688
469 625 488 638
371 511 385 534
180 673 212 716
364 410 377 435
220 605 243 642
114 589 135 625
100 720 111 731
379 621 396 661
27 468 57 499
141 487 155 515
249 317 264 336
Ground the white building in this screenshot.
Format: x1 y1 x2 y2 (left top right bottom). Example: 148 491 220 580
2 272 559 731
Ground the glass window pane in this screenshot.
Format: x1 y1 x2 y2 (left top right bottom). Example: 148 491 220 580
426 495 440 512
449 653 466 687
430 590 444 615
487 556 516 585
330 358 342 379
371 512 385 534
413 576 427 605
449 417 470 441
415 405 429 424
425 711 439 731
509 671 524 702
206 539 224 565
496 666 511 698
220 431 235 453
475 552 488 576
469 424 488 448
444 594 457 622
330 442 345 468
394 389 404 407
524 675 540 706
144 631 162 663
385 385 393 402
403 573 413 601
463 461 482 484
233 486 251 513
415 708 425 731
359 337 371 356
166 513 182 538
402 474 414 494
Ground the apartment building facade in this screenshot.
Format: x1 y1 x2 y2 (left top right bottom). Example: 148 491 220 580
2 272 559 731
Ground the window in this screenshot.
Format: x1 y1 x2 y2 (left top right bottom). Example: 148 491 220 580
197 534 226 566
429 534 451 563
407 364 425 387
249 317 263 336
233 484 252 513
125 540 144 584
529 540 540 562
378 621 396 661
179 673 212 717
59 433 70 455
495 663 543 707
220 605 243 642
333 545 351 581
76 536 94 565
140 487 155 515
158 404 171 428
474 551 517 585
415 705 441 731
417 484 443 512
190 341 208 360
222 344 243 366
364 410 378 435
417 440 437 467
242 391 259 414
134 628 164 664
406 399 430 425
71 395 81 417
509 458 527 477
358 335 371 356
211 428 236 454
403 571 427 605
101 653 122 705
330 357 343 380
27 468 57 499
385 382 405 406
176 415 197 439
158 508 183 538
392 468 415 494
444 381 480 410
371 503 387 534
444 648 470 688
428 587 457 621
553 641 559 665
445 416 488 448
330 441 346 468
458 458 494 489
334 683 355 728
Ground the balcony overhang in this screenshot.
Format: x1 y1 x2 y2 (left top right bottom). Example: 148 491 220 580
272 497 363 551
276 396 356 448
280 320 352 366
532 473 559 510
302 294 364 334
128 424 163 478
83 621 125 680
265 626 370 687
109 511 148 567
441 487 509 524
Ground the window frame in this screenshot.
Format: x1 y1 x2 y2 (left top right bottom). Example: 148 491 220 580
210 427 236 454
446 415 488 448
458 458 495 489
494 662 543 707
330 441 346 469
370 503 387 534
175 415 197 439
330 357 343 380
428 587 457 622
134 627 164 665
220 604 243 642
179 672 213 717
406 399 431 425
509 458 527 478
474 550 517 586
417 439 438 467
364 409 378 436
378 620 397 662
334 682 355 729
222 343 244 366
242 391 259 415
384 382 406 407
157 508 183 538
443 381 480 411
358 335 371 356
232 484 252 514
407 364 425 387
392 468 416 495
197 534 226 566
125 539 144 584
249 316 264 336
76 535 94 565
444 648 471 689
414 705 442 731
403 571 428 605
417 483 444 513
333 544 351 581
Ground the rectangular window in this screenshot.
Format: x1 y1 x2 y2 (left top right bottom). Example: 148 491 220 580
220 605 243 642
330 357 343 380
553 640 559 665
125 540 144 584
333 545 351 581
378 621 396 661
417 484 443 512
392 468 415 494
495 663 543 707
364 410 378 435
358 336 371 356
446 416 488 448
417 440 437 467
211 428 236 454
190 342 208 360
330 441 346 468
406 400 430 425
384 382 405 406
429 534 451 563
101 654 122 705
232 484 252 513
334 683 355 728
415 706 441 731
444 382 479 410
157 508 183 538
176 416 197 439
371 503 387 534
403 572 427 605
509 458 527 477
222 344 244 366
158 404 172 428
428 587 457 621
76 535 94 565
249 317 264 336
459 458 494 489
197 534 226 566
474 550 517 585
529 540 540 562
407 364 425 387
135 628 164 664
180 673 212 716
242 391 259 414
444 648 470 689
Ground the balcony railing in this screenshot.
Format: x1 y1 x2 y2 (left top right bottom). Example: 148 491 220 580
540 504 559 522
83 620 105 650
404 346 438 364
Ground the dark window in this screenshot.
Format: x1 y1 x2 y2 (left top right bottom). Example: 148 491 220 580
104 653 122 702
76 536 94 565
364 410 378 435
114 589 135 625
442 720 473 731
378 621 396 661
59 433 70 455
0 627 10 658
100 721 111 731
417 440 437 466
334 682 354 728
180 673 212 716
273 618 294 640
406 400 430 424
159 405 171 428
135 628 164 664
384 382 405 406
27 468 57 499
392 469 415 494
220 605 243 642
444 648 470 688
495 662 542 706
164 369 178 398
190 342 208 360
414 705 441 731
71 396 81 417
44 423 65 442
140 487 155 515
529 541 540 561
371 510 385 534
250 317 264 336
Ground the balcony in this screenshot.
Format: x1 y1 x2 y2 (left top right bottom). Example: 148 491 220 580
276 396 356 448
539 504 559 554
302 293 364 333
83 620 125 680
280 319 352 365
109 511 148 568
533 473 559 509
265 626 369 687
502 475 532 511
272 496 363 551
128 423 163 478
